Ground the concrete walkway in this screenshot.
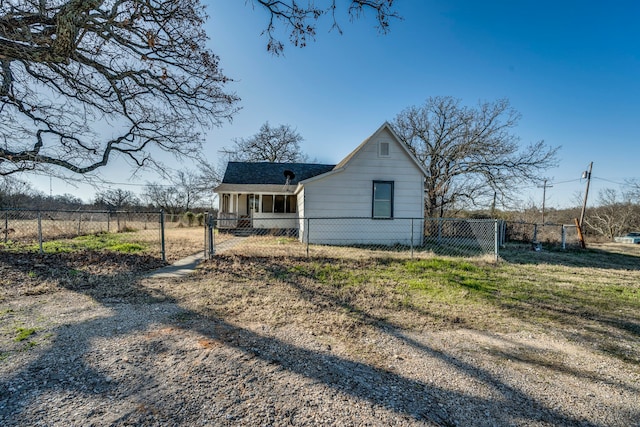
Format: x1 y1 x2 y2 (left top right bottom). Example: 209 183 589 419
145 251 205 279
145 236 247 279
145 237 246 278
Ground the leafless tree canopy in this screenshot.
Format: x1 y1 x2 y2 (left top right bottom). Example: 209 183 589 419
625 179 640 203
0 175 35 206
224 122 307 163
0 0 397 177
143 170 205 213
94 188 139 210
392 96 559 217
252 0 398 54
0 0 240 176
584 188 639 240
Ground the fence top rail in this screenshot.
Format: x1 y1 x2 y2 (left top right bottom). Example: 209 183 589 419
221 216 502 221
1 208 163 214
308 217 502 222
504 220 569 227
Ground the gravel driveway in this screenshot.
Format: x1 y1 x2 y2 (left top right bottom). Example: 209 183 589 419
1 252 638 426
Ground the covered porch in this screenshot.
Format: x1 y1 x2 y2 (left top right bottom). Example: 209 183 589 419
216 189 299 232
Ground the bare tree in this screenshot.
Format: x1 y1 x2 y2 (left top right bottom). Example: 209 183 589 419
143 170 204 215
625 179 640 203
584 188 639 240
94 188 140 211
0 0 397 177
252 0 398 54
174 170 205 211
195 159 223 189
1 0 240 176
392 96 559 218
224 122 308 163
142 182 182 217
0 175 36 207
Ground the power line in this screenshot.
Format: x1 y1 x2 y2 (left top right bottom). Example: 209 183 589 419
517 178 581 190
592 176 627 186
23 170 176 188
550 178 581 185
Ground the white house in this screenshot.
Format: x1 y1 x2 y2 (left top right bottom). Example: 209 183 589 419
214 122 427 245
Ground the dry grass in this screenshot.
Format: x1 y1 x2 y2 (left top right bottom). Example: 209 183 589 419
1 221 209 263
217 235 498 262
149 243 640 367
3 227 639 366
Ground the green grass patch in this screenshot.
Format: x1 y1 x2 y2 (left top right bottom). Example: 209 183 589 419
288 262 368 287
14 327 36 342
198 250 640 363
9 232 150 254
284 255 640 333
107 242 145 253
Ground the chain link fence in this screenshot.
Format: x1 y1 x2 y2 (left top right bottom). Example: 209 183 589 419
206 216 504 260
2 208 585 265
0 209 169 260
1 209 213 263
504 221 582 250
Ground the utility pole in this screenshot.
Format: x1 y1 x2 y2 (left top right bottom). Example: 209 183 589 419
537 179 552 224
579 162 593 228
575 162 593 249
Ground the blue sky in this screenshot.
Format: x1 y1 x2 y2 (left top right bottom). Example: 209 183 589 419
28 0 640 209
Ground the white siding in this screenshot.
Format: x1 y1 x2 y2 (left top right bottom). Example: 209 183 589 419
303 218 424 245
297 187 306 241
302 127 424 244
252 213 298 229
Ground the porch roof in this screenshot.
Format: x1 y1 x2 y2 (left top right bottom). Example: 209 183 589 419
219 162 336 186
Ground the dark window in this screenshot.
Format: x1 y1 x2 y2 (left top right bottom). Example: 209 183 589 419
286 195 297 213
262 195 273 213
274 195 285 213
372 181 393 219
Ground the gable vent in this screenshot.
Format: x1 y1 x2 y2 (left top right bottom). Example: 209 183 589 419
379 141 390 157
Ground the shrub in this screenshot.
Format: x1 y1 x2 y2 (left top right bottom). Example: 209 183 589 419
184 211 196 227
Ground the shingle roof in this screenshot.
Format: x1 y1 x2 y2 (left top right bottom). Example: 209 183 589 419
221 162 336 185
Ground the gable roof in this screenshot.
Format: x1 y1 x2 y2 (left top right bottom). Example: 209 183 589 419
335 122 428 174
221 161 336 185
215 123 427 191
299 122 428 185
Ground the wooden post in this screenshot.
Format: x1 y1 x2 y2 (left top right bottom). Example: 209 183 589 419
579 162 593 228
574 218 586 249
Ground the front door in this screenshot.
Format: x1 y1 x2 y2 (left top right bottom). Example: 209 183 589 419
247 194 259 217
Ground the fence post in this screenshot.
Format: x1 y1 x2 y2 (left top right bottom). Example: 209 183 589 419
204 212 208 257
208 213 215 259
410 218 414 258
160 210 166 262
494 220 499 262
561 225 566 250
38 211 44 254
533 223 538 242
4 211 7 243
306 218 310 258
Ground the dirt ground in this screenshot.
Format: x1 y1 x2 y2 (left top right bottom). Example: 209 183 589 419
1 250 639 426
